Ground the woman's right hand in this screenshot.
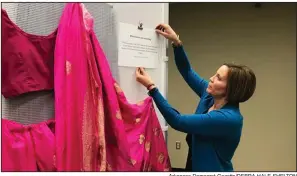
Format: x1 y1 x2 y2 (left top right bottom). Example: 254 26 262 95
155 24 181 45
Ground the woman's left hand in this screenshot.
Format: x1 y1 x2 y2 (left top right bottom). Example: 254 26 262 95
135 67 154 88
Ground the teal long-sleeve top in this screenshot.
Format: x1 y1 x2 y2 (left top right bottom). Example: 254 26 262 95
148 45 243 172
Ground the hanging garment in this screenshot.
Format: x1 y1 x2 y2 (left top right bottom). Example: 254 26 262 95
1 118 56 171
1 9 57 99
54 3 171 171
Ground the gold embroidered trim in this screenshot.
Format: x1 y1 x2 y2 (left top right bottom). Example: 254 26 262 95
82 91 92 171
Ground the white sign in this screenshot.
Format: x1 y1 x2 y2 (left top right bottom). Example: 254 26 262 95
118 23 160 68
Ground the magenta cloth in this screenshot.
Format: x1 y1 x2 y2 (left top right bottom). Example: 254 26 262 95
1 118 56 171
54 3 171 171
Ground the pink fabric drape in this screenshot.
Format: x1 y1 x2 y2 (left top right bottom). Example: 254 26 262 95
54 3 99 171
54 3 170 171
1 118 56 171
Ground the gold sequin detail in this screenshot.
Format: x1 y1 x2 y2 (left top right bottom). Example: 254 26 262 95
66 60 71 75
114 83 123 93
129 158 137 166
82 91 92 171
136 100 144 106
116 110 122 120
157 153 165 164
135 118 141 124
139 134 145 144
145 141 151 152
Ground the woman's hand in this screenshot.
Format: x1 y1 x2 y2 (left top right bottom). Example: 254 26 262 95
155 23 181 45
135 67 155 89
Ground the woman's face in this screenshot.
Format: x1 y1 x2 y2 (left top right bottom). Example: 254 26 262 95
206 65 229 98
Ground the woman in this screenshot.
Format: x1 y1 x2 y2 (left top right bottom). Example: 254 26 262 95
135 23 256 172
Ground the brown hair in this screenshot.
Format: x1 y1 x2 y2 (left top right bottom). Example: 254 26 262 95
224 63 256 104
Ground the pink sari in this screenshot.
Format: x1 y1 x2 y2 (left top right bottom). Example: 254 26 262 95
54 3 171 171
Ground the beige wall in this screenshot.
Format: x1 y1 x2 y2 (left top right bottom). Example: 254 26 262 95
167 3 296 171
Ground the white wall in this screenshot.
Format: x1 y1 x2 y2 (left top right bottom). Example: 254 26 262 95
167 2 296 171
